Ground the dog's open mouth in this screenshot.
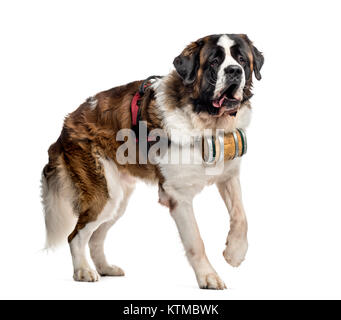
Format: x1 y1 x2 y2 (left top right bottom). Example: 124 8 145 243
212 84 241 117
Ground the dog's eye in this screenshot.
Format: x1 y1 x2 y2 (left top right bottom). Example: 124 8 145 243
210 59 219 68
238 55 247 66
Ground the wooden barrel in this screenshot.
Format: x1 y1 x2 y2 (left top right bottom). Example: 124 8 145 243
203 129 247 164
220 128 247 161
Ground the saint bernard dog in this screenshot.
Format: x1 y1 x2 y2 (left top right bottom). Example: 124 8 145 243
41 34 264 289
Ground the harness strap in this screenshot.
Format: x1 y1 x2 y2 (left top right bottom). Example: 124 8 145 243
131 75 161 142
131 92 141 127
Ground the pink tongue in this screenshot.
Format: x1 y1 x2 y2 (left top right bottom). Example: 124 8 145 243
213 95 226 108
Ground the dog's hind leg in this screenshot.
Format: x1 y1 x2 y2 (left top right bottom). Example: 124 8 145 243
89 178 135 277
68 157 129 282
68 204 117 282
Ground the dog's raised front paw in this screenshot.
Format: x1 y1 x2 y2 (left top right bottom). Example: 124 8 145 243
73 268 100 282
223 237 248 267
97 265 125 277
197 273 227 290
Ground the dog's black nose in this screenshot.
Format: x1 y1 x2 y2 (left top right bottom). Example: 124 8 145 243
225 65 242 81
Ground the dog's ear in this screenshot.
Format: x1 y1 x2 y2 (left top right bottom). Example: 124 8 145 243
173 40 204 86
239 34 264 81
251 44 264 81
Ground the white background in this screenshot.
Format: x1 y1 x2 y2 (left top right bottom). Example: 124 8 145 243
1 0 340 300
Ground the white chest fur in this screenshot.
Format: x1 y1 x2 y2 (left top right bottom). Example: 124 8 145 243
159 151 242 201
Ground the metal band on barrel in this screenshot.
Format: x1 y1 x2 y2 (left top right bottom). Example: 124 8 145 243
237 128 247 155
232 131 239 159
205 136 215 164
217 133 225 163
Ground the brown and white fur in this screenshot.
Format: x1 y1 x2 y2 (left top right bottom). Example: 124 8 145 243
41 34 264 289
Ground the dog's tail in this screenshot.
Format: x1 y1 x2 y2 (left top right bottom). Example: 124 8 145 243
41 162 78 249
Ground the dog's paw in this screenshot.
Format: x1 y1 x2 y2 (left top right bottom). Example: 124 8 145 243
197 273 227 290
73 268 100 282
97 265 125 277
223 237 248 267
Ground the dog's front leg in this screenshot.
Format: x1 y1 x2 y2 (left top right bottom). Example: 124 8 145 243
171 200 226 290
217 175 248 267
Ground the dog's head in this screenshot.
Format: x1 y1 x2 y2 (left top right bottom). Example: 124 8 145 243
173 34 264 117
